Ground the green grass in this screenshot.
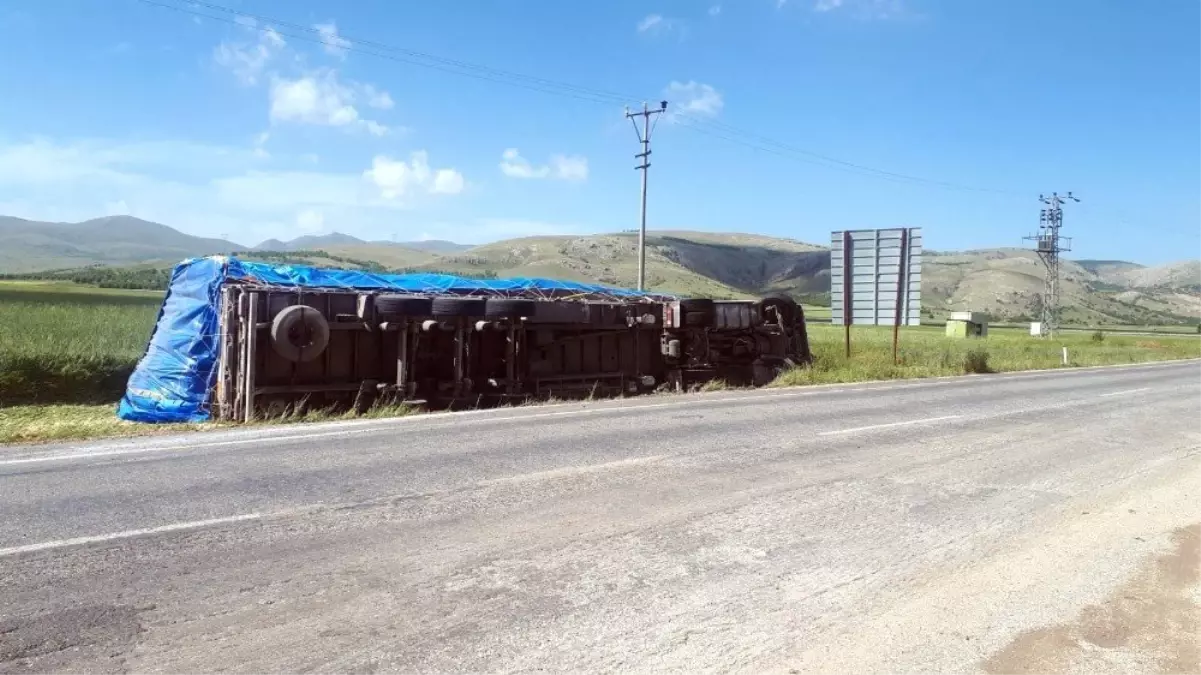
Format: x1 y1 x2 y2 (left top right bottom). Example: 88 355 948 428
0 281 161 406
2 280 1196 444
0 401 417 445
801 304 831 321
0 404 215 444
773 324 1201 386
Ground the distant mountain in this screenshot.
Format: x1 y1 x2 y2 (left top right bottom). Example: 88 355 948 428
0 215 236 272
253 232 368 251
251 233 472 254
1 214 1197 325
396 239 473 254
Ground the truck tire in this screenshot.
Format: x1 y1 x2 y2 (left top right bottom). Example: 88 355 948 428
431 297 486 317
376 294 433 317
484 298 537 319
756 296 796 325
269 305 330 363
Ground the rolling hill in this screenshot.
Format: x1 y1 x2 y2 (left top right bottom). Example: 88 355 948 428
1 215 1197 325
0 215 236 272
252 233 472 254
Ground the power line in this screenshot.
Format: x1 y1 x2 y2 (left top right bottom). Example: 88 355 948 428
136 0 628 105
137 0 1022 196
675 116 1023 196
626 101 669 291
176 0 637 105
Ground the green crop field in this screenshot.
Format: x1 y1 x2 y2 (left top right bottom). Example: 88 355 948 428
0 281 162 406
1 280 1197 444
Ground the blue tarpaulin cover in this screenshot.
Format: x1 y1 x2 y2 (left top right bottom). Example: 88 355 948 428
117 256 670 423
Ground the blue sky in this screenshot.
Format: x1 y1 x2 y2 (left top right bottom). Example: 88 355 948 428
0 0 1197 263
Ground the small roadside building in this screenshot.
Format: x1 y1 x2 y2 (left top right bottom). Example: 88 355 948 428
945 311 988 338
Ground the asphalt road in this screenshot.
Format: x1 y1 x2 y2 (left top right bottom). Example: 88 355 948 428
2 361 1199 673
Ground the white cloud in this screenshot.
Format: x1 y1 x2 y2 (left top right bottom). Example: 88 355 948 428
813 0 905 19
252 131 270 159
214 26 286 86
314 21 351 58
432 169 465 194
499 148 548 179
361 84 394 110
499 149 588 182
214 25 395 135
549 155 589 182
637 13 685 36
637 14 664 32
269 70 390 135
0 138 465 245
709 5 722 16
664 81 724 117
364 152 464 201
296 208 324 233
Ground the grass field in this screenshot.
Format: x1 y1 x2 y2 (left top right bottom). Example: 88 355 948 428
1 280 1197 443
774 323 1201 386
0 281 161 406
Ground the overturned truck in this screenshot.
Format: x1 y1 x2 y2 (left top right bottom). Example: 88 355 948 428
118 257 812 423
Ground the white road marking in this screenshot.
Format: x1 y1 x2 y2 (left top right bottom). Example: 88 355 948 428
819 415 962 436
1098 387 1152 397
1 388 920 467
0 513 265 558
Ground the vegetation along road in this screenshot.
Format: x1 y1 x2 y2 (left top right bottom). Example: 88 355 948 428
1 360 1197 673
2 279 1198 444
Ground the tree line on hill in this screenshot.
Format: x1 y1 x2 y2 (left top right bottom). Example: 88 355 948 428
0 266 172 290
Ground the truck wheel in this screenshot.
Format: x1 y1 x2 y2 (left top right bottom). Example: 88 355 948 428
431 297 487 317
756 296 796 324
484 299 538 319
269 305 330 363
376 294 433 317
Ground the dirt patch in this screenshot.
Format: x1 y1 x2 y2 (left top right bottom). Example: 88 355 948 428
0 604 145 674
982 523 1200 674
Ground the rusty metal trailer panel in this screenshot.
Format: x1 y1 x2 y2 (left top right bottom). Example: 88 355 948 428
119 257 812 423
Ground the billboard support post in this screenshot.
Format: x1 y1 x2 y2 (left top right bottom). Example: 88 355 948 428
831 228 923 364
892 228 909 365
842 230 853 358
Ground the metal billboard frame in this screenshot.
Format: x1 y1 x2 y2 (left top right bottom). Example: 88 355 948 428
830 227 923 359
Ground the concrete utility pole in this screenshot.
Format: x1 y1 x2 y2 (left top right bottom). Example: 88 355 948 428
626 100 668 291
1024 192 1079 337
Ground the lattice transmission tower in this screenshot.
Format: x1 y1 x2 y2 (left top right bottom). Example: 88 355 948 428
1024 192 1079 337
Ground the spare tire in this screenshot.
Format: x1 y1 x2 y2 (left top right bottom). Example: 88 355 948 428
269 305 330 363
484 298 537 319
431 297 486 317
756 296 796 325
376 294 433 317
